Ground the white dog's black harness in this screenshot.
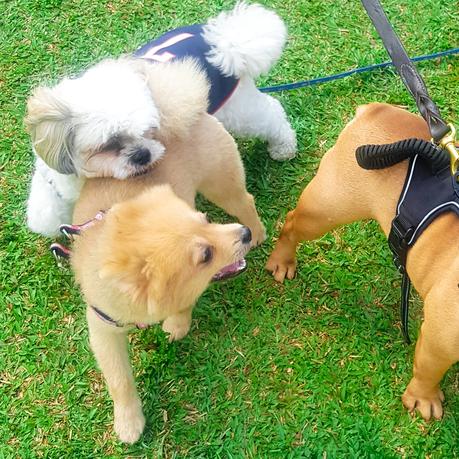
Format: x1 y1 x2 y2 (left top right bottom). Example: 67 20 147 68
133 24 239 114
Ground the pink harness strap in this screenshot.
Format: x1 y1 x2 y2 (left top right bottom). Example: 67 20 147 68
59 210 106 239
49 210 106 263
50 211 149 330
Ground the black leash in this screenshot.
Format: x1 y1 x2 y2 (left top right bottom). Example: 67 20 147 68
361 0 458 177
361 0 459 344
361 0 450 143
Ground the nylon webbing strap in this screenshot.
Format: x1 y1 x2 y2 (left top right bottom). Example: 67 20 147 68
400 272 411 345
361 0 450 142
388 214 413 344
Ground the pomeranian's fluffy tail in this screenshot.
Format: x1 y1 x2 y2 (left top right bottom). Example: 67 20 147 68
202 2 287 79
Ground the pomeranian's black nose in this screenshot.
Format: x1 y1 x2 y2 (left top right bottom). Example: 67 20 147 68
130 148 151 166
240 226 252 244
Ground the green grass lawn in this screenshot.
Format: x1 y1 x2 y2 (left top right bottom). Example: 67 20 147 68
1 0 458 457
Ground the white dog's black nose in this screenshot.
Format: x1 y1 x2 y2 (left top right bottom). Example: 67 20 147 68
240 226 252 244
130 148 151 166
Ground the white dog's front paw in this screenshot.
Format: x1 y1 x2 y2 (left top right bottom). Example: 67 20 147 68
114 403 145 444
268 129 297 161
27 199 68 237
268 140 297 161
27 160 79 237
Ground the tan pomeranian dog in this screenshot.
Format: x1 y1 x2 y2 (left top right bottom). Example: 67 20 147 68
69 60 265 444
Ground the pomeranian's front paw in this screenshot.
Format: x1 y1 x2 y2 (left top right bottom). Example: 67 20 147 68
251 222 267 247
162 313 191 342
114 403 145 444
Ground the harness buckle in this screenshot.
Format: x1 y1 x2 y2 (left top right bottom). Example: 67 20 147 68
388 217 414 273
437 123 459 178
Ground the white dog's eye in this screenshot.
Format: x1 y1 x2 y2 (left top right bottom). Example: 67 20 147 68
102 137 123 152
143 128 158 139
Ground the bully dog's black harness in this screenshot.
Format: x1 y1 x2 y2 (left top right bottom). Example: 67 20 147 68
357 0 459 343
357 140 459 343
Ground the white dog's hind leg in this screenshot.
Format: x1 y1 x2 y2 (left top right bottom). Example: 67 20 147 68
26 158 83 237
215 78 297 160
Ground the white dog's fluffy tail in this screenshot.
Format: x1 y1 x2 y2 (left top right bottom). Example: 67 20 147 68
202 2 287 79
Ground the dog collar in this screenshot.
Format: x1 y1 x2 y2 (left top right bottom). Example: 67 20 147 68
91 305 150 330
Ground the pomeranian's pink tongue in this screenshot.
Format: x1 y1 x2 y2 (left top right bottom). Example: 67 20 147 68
212 259 247 281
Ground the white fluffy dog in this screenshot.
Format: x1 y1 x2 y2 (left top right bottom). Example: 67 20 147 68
25 2 297 237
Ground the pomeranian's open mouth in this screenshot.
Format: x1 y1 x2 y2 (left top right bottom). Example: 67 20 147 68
212 259 247 282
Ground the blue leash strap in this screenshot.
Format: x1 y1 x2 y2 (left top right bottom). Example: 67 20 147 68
259 47 459 93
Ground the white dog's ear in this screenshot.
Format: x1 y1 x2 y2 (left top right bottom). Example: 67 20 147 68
25 86 76 175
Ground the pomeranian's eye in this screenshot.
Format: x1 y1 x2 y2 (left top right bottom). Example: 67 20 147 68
202 246 213 264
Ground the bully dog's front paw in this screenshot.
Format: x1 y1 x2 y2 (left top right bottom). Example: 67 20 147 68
114 403 146 444
266 246 297 283
402 382 445 421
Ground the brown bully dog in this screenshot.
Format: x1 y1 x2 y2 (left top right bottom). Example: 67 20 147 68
267 102 459 421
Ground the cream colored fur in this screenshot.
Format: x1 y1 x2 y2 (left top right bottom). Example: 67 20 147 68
25 2 297 237
71 111 265 444
142 58 210 141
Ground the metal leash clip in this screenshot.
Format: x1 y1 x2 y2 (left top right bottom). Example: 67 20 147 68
437 123 459 178
50 242 71 268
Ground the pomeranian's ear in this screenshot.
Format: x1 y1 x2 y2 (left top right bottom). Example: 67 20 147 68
25 86 76 175
98 204 161 315
99 254 163 317
99 253 152 304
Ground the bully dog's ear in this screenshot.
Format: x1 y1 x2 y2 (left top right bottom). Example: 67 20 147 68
25 86 76 175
